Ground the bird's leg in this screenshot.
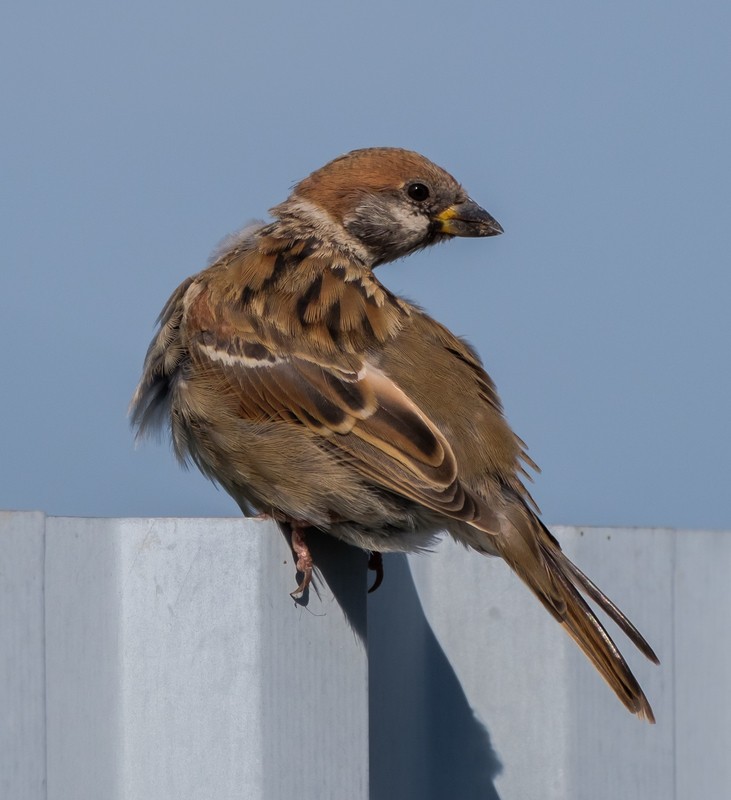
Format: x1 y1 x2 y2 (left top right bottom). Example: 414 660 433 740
367 551 384 593
290 523 313 599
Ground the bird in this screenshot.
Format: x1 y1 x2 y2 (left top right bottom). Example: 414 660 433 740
131 147 658 722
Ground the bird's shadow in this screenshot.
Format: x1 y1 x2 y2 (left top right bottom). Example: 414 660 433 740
296 532 502 800
368 554 502 800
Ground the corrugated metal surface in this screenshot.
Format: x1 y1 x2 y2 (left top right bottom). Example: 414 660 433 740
1 514 728 799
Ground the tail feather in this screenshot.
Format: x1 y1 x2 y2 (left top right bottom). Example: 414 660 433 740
540 545 656 723
535 519 659 664
493 511 657 723
556 548 660 665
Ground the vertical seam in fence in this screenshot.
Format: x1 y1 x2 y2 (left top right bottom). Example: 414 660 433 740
670 530 678 800
41 513 48 800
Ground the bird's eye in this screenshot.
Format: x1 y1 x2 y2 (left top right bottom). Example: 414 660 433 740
406 183 430 202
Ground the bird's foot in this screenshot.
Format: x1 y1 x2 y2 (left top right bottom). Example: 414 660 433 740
290 525 313 599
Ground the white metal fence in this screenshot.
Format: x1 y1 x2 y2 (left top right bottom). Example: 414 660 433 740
2 512 728 799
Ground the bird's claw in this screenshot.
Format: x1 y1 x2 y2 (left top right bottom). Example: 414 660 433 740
367 551 384 593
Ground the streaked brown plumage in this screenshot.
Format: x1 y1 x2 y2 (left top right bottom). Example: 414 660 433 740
131 147 658 721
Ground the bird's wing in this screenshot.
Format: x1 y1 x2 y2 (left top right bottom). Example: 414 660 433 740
186 292 499 530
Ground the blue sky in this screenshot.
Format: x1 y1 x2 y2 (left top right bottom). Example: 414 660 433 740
2 1 729 529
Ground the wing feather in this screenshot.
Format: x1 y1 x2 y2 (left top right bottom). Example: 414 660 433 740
190 332 498 530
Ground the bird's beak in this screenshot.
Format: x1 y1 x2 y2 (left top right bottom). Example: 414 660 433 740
435 199 503 237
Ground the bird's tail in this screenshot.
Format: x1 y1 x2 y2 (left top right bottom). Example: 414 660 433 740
491 509 659 723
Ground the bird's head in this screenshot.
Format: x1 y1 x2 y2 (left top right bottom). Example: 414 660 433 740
271 147 502 266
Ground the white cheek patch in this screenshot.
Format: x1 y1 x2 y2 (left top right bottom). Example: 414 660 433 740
388 204 431 238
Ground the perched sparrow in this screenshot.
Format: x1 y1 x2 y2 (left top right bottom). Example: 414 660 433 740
131 147 658 721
